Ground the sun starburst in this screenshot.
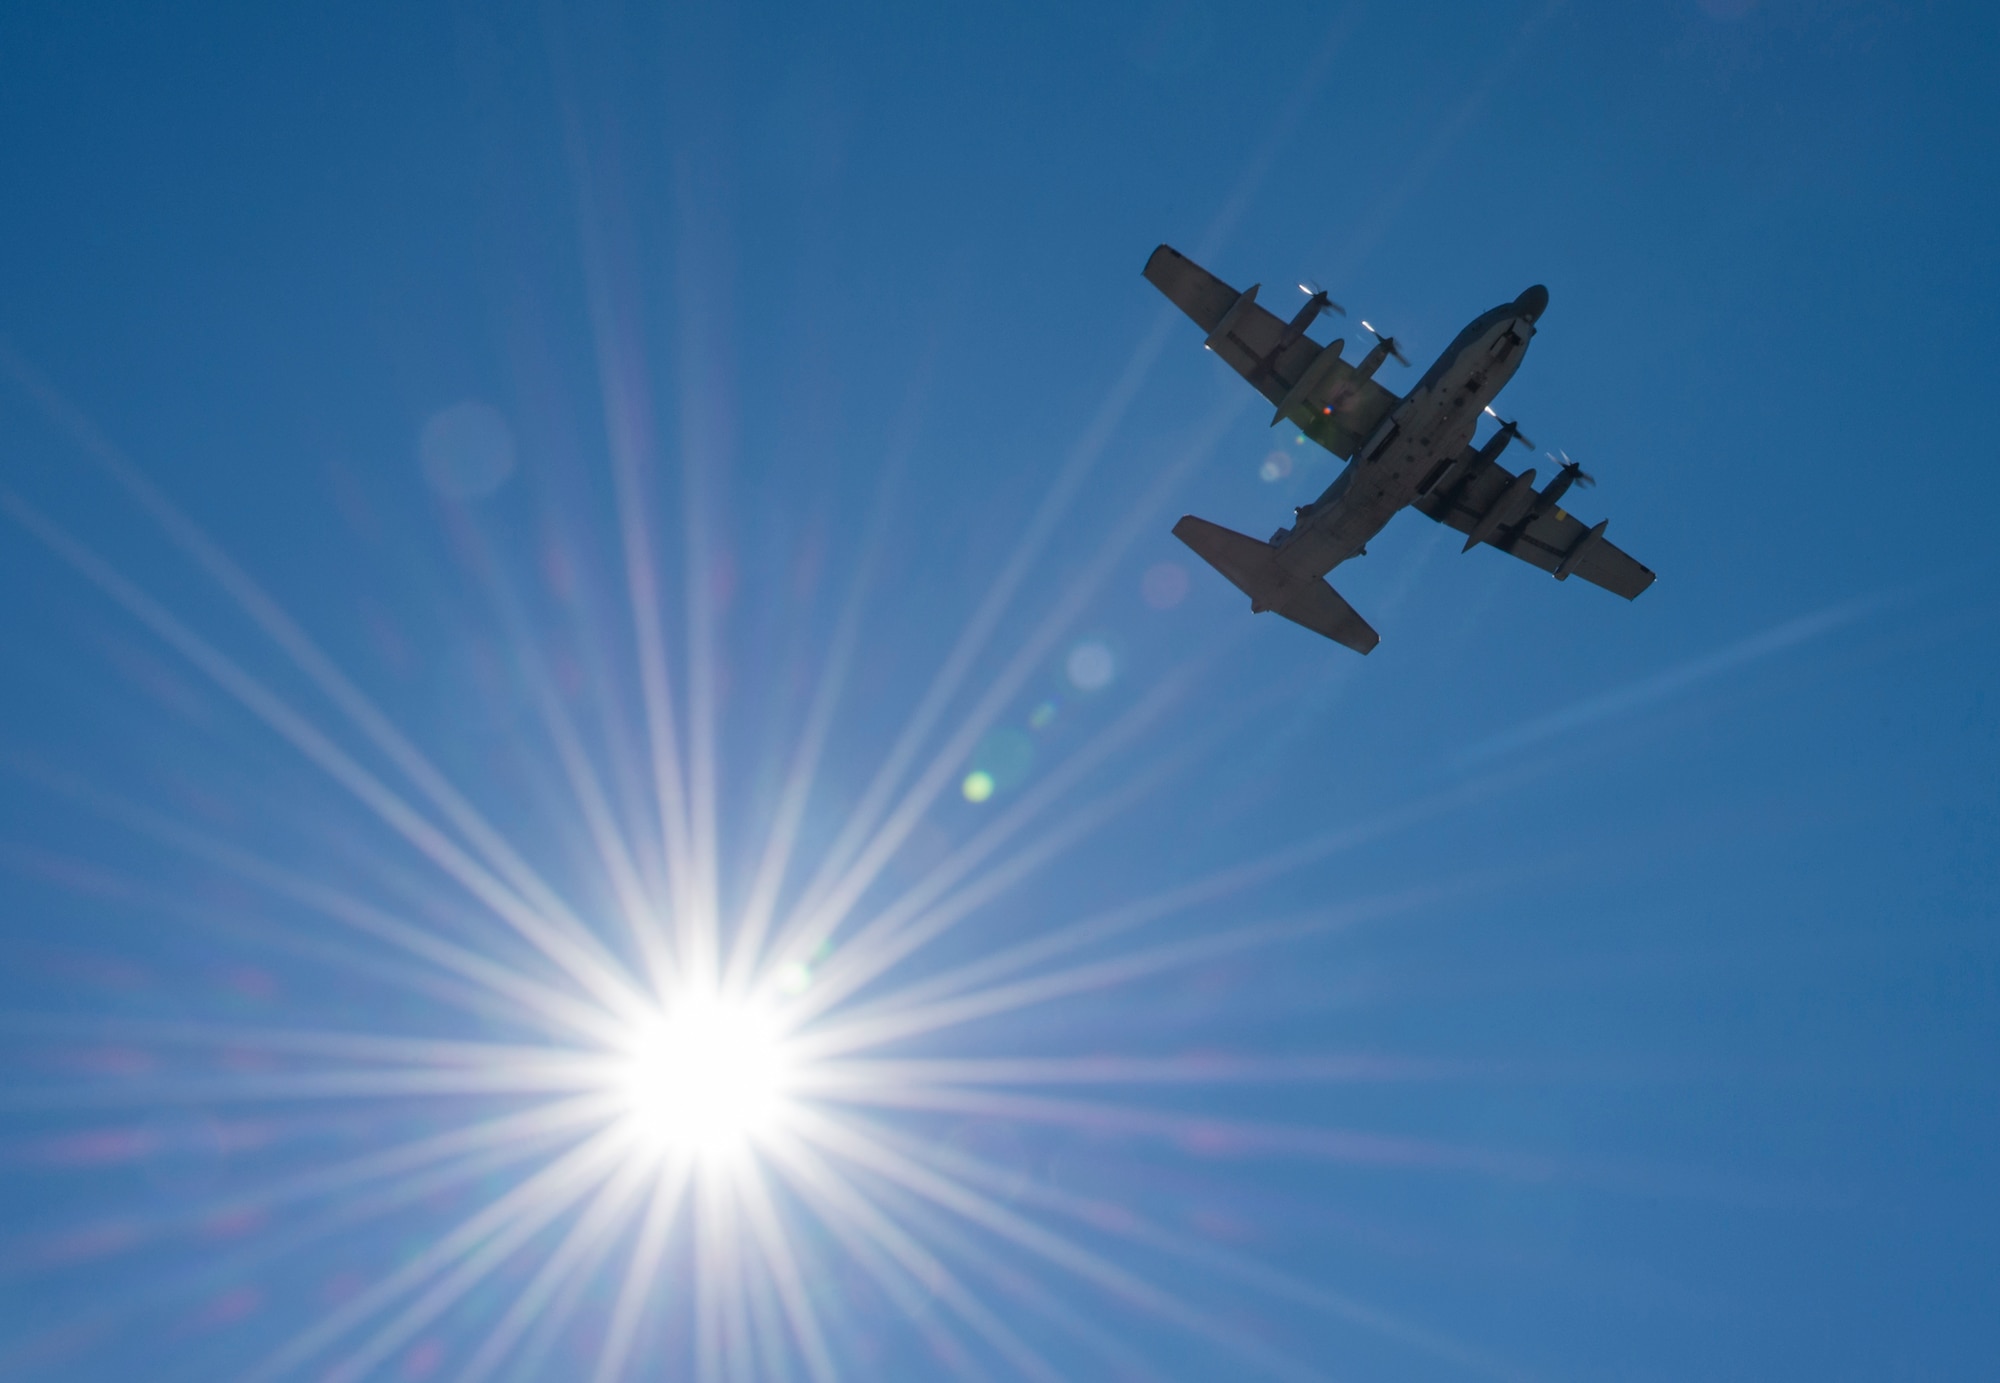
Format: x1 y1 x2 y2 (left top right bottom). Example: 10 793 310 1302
0 147 1519 1379
609 990 796 1161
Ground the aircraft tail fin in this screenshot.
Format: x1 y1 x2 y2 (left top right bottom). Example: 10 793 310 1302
1173 515 1380 654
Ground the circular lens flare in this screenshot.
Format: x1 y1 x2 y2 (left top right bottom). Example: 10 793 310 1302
615 993 793 1159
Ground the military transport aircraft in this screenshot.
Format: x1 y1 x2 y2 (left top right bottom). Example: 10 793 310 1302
1146 244 1654 654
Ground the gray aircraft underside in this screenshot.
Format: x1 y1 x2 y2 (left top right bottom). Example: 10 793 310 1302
1144 244 1654 654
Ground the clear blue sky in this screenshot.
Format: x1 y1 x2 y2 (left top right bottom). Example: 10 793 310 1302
1 2 1995 1380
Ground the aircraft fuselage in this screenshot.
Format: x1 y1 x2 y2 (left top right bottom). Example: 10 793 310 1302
1275 285 1549 580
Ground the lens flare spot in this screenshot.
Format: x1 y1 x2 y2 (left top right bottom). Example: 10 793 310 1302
1259 451 1293 482
418 401 516 500
961 770 996 803
615 995 792 1158
1028 699 1059 729
1067 640 1115 692
1142 562 1189 610
970 728 1034 796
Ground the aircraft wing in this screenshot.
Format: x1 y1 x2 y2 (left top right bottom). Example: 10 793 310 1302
1413 452 1656 600
1144 244 1398 460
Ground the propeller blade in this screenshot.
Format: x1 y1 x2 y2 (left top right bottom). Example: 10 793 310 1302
1482 405 1533 450
1550 451 1596 488
1297 279 1345 316
1360 321 1409 367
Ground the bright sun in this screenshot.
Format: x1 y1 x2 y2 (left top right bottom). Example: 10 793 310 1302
613 992 795 1159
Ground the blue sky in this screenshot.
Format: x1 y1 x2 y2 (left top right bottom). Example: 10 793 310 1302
1 2 1995 1379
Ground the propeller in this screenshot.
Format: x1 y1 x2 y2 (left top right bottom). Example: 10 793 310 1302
1359 320 1409 367
1550 450 1596 488
1481 405 1535 450
1296 279 1346 317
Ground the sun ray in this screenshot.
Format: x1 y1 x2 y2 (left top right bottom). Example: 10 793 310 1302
0 488 649 1023
717 1186 758 1383
246 1126 629 1383
0 349 648 997
1 1092 634 1375
762 1131 1062 1382
319 1157 618 1383
771 400 1246 975
3 1062 613 1112
866 1118 1533 1383
19 768 623 1043
7 1011 607 1071
669 155 732 987
775 1187 997 1382
167 1096 615 1251
523 656 676 993
694 1174 732 1383
776 663 1184 1019
453 1154 656 1383
791 764 1181 1026
773 344 1165 932
753 632 1327 1023
103 795 628 1042
740 1240 803 1383
813 1084 1564 1181
553 80 702 976
826 1163 1165 1383
590 1155 695 1383
0 823 597 1045
820 768 1523 1037
793 1107 1328 1383
735 1158 840 1383
795 901 1433 1062
503 1223 625 1383
454 518 677 994
801 1051 1479 1089
570 592 678 912
724 361 927 993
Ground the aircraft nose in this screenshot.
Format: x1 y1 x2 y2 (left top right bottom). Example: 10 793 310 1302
1515 284 1549 320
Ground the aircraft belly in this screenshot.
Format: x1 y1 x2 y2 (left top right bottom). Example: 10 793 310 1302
1350 327 1526 521
1280 491 1399 578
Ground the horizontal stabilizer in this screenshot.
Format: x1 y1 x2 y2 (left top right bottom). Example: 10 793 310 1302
1173 515 1380 654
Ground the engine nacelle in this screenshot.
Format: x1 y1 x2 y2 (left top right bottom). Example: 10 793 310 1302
1475 419 1525 465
